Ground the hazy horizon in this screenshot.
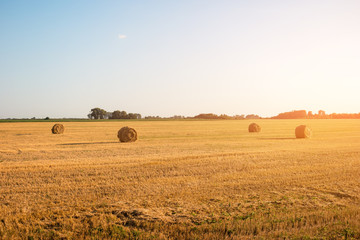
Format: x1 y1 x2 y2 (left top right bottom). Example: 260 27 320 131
1 108 358 120
1 1 360 119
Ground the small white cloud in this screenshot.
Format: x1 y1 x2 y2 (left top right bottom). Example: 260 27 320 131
118 34 127 39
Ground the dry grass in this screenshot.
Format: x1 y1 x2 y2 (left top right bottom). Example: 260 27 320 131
0 120 360 239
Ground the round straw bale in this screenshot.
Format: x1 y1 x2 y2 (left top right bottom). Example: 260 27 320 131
295 125 312 138
52 124 64 134
118 126 137 142
248 123 261 132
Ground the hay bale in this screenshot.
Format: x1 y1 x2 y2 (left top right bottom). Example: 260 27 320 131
248 123 261 132
118 127 137 142
295 125 312 138
52 124 64 134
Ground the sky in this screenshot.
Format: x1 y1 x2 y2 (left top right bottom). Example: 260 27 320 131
1 0 360 118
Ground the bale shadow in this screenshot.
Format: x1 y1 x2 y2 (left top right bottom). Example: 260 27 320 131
58 141 119 146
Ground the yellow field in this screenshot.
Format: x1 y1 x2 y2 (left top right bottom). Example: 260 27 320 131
0 120 360 239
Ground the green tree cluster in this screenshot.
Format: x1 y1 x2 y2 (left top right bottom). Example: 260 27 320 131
88 108 141 119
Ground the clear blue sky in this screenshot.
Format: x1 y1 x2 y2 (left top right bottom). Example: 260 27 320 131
1 0 360 118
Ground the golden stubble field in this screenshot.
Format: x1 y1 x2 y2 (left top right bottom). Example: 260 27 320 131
0 120 360 239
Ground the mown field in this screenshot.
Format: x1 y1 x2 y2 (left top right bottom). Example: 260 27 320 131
0 120 360 239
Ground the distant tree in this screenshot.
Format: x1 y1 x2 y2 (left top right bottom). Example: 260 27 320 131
145 116 162 119
110 110 141 119
194 113 252 120
126 113 140 119
111 110 122 119
318 110 326 118
234 115 245 120
90 108 107 119
194 113 220 119
219 114 231 119
128 113 136 119
171 115 185 119
272 110 306 119
120 111 128 119
110 110 127 119
44 117 50 120
245 114 261 119
307 111 313 119
272 109 360 119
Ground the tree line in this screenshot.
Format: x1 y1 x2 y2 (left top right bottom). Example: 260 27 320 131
271 110 360 119
88 108 360 120
88 108 141 120
194 113 261 120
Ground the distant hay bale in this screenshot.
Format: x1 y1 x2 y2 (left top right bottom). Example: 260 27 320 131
295 125 312 138
248 123 261 132
51 124 64 134
118 127 137 142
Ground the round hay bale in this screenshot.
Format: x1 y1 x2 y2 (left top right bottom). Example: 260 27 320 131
295 125 312 138
118 126 137 142
52 124 64 134
248 123 261 132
